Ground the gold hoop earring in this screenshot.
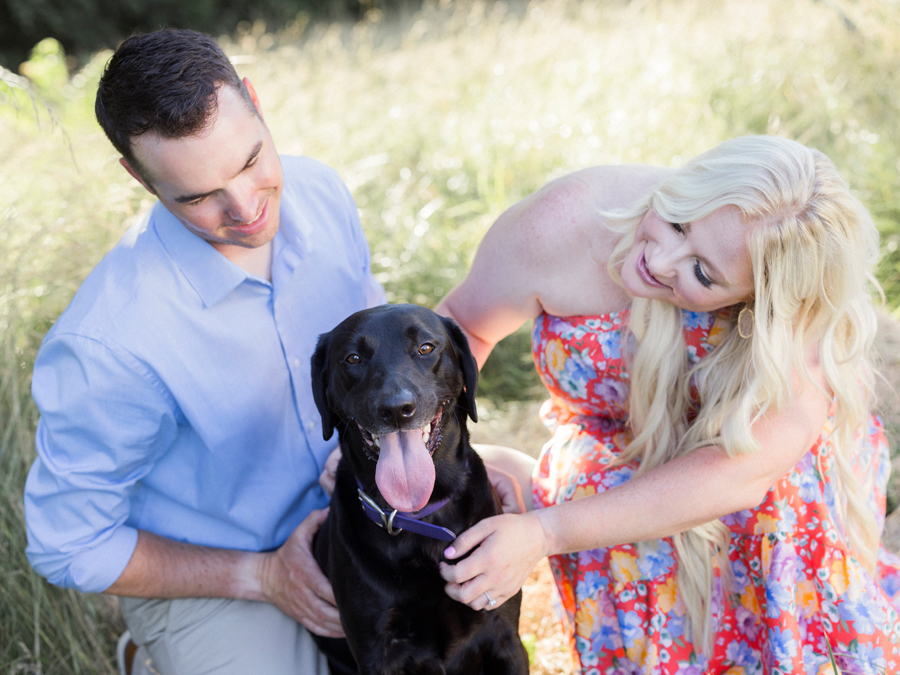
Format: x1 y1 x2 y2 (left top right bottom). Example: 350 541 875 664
738 307 754 339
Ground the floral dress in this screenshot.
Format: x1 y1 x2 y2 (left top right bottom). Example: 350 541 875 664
532 309 900 675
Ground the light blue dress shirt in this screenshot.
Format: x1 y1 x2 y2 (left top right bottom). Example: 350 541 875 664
24 156 385 593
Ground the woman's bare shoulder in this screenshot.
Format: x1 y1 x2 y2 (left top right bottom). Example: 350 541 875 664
501 164 671 259
547 164 671 208
444 165 669 339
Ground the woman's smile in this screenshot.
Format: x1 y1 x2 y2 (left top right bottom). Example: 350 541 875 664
637 245 670 289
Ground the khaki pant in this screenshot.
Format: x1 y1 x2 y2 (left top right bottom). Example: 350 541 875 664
119 596 330 675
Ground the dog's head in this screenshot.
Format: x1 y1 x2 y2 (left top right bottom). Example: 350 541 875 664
311 304 478 512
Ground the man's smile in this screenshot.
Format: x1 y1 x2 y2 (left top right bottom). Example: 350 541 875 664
225 198 270 236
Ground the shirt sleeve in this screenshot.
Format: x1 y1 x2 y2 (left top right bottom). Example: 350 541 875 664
24 333 178 592
337 174 386 309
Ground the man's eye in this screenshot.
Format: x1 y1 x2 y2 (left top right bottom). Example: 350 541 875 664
346 354 360 364
418 343 435 355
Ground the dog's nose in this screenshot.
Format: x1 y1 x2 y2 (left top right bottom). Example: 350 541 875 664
378 390 417 426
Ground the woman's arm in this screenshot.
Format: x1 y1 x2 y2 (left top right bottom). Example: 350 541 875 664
435 191 548 368
440 347 832 609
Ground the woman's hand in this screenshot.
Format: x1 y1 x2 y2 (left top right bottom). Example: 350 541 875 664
439 511 549 611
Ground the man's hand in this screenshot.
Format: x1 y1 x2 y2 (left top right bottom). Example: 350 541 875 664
259 508 344 637
485 465 527 514
319 448 342 496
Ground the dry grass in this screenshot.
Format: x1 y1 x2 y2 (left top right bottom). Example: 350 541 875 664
519 559 572 675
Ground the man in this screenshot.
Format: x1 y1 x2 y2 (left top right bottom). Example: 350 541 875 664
23 28 383 674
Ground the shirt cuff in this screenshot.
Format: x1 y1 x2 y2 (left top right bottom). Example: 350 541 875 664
29 525 138 594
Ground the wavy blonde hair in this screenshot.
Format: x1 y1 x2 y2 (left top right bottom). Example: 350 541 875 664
604 136 881 654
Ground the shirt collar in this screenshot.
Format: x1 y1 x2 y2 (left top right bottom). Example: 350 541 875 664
152 203 252 308
274 185 310 271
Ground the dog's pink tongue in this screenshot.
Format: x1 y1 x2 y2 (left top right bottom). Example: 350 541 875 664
375 428 435 512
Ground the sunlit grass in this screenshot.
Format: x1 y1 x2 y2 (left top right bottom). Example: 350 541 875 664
3 0 900 671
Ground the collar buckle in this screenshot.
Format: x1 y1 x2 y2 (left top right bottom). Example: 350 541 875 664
358 488 402 535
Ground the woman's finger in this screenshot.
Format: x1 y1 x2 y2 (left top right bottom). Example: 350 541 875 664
443 517 494 560
454 576 506 611
438 551 480 584
443 573 486 605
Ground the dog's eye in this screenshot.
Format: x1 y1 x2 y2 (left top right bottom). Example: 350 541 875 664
345 354 361 364
418 343 435 355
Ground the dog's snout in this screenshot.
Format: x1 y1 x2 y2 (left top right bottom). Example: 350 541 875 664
378 390 417 426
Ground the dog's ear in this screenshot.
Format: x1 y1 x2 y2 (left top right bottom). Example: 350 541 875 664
310 331 340 440
440 316 478 423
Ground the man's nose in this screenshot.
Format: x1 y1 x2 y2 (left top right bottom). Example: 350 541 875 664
225 181 259 223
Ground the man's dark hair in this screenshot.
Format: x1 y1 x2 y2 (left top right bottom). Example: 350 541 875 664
95 28 256 179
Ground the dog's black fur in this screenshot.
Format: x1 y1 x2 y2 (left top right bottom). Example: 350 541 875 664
310 304 529 675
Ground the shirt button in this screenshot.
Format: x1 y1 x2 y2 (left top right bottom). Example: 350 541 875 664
306 421 316 431
293 358 300 368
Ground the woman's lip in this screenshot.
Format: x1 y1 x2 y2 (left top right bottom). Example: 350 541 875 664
229 199 268 235
637 248 669 289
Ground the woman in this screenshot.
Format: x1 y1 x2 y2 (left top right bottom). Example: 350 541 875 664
436 136 900 673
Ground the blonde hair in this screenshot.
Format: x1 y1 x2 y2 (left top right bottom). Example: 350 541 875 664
605 136 881 654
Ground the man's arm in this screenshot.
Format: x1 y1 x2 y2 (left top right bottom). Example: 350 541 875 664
104 512 344 637
26 334 343 636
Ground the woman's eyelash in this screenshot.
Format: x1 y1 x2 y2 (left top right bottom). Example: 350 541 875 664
668 220 712 288
669 221 712 288
693 260 712 288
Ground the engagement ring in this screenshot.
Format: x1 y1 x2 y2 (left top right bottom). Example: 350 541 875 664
484 591 497 608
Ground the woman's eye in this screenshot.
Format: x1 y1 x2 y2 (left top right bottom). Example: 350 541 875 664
418 343 435 355
346 354 360 364
693 261 713 289
670 222 685 234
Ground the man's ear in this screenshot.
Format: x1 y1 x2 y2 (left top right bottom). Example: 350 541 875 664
119 158 156 195
242 77 264 119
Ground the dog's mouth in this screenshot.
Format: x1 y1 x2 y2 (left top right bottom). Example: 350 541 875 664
358 406 443 461
357 406 445 513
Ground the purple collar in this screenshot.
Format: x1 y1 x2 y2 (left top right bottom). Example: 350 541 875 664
355 477 457 542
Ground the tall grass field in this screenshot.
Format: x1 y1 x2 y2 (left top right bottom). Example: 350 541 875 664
3 0 900 672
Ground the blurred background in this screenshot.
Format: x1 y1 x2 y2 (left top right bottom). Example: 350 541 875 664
3 0 900 672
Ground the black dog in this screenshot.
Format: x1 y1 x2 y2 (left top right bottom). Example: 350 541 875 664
310 304 529 675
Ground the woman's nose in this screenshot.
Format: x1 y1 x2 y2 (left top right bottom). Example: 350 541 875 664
646 245 678 279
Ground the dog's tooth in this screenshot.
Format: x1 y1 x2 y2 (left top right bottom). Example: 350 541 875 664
373 436 380 449
422 428 429 444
